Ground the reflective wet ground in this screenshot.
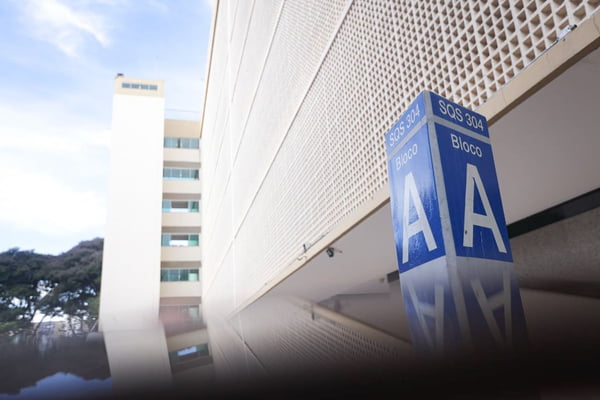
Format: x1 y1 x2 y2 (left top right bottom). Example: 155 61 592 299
0 334 111 399
4 203 600 398
2 284 600 399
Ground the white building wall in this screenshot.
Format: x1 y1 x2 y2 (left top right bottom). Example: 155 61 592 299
201 0 600 316
103 327 172 392
100 82 165 331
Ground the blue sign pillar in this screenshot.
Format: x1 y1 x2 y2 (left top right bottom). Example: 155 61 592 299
385 91 528 356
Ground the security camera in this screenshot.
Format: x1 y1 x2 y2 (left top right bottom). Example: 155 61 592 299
326 247 335 258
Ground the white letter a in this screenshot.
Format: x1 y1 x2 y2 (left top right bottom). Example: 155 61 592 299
402 172 437 263
463 163 507 253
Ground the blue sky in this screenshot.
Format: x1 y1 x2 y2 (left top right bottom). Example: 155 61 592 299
0 0 213 255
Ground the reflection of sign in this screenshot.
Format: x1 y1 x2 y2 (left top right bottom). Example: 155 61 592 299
385 91 527 355
401 258 528 353
399 258 460 352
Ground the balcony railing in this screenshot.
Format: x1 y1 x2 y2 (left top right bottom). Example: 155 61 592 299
162 200 199 213
161 268 200 282
164 137 200 150
161 234 199 247
163 168 199 180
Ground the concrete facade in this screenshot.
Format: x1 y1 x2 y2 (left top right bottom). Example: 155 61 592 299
99 76 202 332
199 0 600 376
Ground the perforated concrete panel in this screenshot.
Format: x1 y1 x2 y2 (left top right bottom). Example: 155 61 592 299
202 0 600 314
232 297 409 375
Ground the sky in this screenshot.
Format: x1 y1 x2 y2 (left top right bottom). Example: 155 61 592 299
0 0 213 255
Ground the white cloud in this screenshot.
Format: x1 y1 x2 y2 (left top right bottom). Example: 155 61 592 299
0 129 111 154
20 0 111 57
0 97 109 237
0 100 111 153
82 129 112 148
147 0 169 14
0 167 106 235
1 133 81 153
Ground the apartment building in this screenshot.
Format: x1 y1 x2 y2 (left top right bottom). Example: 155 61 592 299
99 76 202 332
200 0 600 377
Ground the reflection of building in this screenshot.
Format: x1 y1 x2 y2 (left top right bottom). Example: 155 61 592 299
166 328 214 387
200 0 600 374
102 324 214 396
99 76 202 332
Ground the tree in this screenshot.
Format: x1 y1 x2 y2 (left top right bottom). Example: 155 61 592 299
0 239 103 335
0 248 47 333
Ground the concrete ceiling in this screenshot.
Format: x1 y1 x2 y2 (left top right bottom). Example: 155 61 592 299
491 46 600 224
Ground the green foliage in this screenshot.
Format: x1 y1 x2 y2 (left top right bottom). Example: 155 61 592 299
86 296 100 321
0 239 103 334
0 248 47 332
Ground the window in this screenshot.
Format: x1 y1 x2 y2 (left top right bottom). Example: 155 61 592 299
163 137 200 149
187 305 200 320
183 138 200 149
121 82 159 91
168 343 209 364
162 200 200 213
164 137 178 148
161 234 199 247
159 304 201 321
163 168 199 180
188 269 199 281
160 268 200 282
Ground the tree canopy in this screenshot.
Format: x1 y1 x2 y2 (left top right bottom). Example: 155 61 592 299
0 238 103 334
